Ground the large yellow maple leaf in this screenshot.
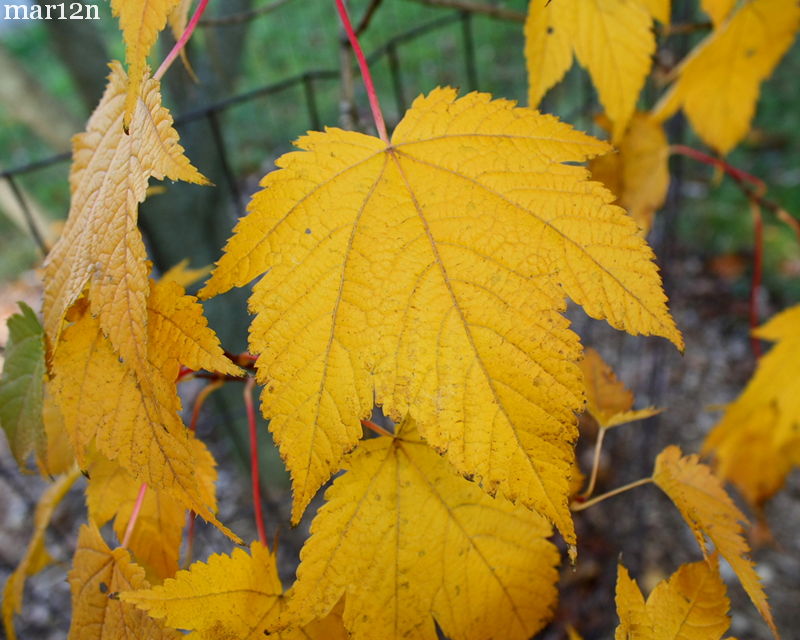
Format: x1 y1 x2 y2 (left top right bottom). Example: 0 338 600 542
43 62 207 374
201 87 681 540
51 279 241 535
525 0 656 140
615 559 731 639
110 0 183 127
653 0 800 154
652 446 776 637
703 304 800 507
264 421 559 640
67 524 182 640
121 542 347 639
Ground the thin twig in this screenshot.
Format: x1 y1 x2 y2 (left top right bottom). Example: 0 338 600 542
155 0 210 80
361 419 394 438
199 0 293 27
355 0 384 35
121 483 148 548
579 427 606 500
408 0 525 22
244 376 268 546
658 20 712 36
571 477 652 511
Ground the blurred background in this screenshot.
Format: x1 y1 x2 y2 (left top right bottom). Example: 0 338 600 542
1 0 798 638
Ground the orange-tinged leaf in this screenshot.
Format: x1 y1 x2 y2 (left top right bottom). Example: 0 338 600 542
703 304 800 506
652 446 777 637
701 0 736 25
526 0 656 139
121 542 347 639
615 564 652 640
86 442 215 580
111 0 184 127
580 348 661 429
590 113 670 235
201 88 681 539
272 421 560 640
2 467 80 640
652 0 800 154
43 62 207 374
67 524 181 640
51 280 240 537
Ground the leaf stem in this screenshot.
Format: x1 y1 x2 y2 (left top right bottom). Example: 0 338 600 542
670 145 765 191
244 376 268 546
188 379 225 432
334 0 389 142
579 427 606 500
571 477 652 512
361 419 394 438
154 0 210 81
121 482 148 548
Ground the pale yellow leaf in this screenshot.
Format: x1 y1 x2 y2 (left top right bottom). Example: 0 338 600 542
168 0 193 40
590 113 670 235
703 304 800 506
272 421 560 640
51 280 239 538
67 524 181 640
701 0 737 25
111 0 183 127
2 467 80 640
201 88 681 541
615 564 652 640
526 0 656 140
652 446 777 637
43 62 207 375
652 0 800 154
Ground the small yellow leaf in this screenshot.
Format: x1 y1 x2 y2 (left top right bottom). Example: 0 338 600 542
161 259 213 289
168 0 193 40
701 0 736 25
580 348 661 429
111 0 183 127
590 113 670 235
273 421 560 640
2 467 80 640
703 304 800 506
526 0 657 139
652 446 777 637
43 62 207 375
67 524 181 640
652 0 800 154
201 87 681 540
615 564 652 640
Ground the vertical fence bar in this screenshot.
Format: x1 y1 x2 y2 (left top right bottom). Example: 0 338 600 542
302 73 322 130
460 10 478 91
205 111 244 214
4 175 47 255
386 42 406 120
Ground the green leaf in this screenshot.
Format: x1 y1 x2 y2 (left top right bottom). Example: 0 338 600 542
0 302 46 467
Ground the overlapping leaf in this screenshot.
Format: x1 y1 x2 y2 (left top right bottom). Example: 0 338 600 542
0 303 46 466
51 278 241 535
42 62 207 374
201 87 681 539
652 446 776 636
589 113 670 235
703 304 800 507
653 0 800 154
525 0 656 140
110 0 184 127
615 559 731 639
2 467 80 640
67 524 181 640
267 421 560 640
122 542 347 639
701 0 736 25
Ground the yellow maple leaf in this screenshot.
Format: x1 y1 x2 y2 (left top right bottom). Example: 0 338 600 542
67 524 182 640
266 420 560 640
616 559 731 639
589 113 670 236
652 446 777 637
43 62 207 375
652 0 800 154
121 541 347 639
580 348 661 429
701 0 736 25
86 440 215 581
51 279 240 536
201 88 681 540
110 0 183 127
525 0 656 140
703 304 800 507
2 467 80 640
